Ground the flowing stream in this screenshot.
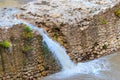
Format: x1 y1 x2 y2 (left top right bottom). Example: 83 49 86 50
0 0 120 80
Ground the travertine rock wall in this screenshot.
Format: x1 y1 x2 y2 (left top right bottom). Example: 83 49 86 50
0 24 60 80
66 3 120 62
19 1 120 63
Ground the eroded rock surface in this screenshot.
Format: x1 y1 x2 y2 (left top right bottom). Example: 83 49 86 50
18 0 120 62
0 24 60 80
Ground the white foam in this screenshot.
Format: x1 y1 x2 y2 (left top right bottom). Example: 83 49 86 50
47 56 110 79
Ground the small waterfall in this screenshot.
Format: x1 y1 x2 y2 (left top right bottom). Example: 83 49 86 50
1 1 120 79
0 8 75 70
0 8 111 77
0 16 113 79
19 20 110 76
0 15 111 78
20 21 75 70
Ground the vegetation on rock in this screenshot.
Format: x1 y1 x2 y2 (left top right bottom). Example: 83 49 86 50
24 26 32 33
0 40 11 48
101 19 107 25
114 9 120 17
98 16 107 25
23 26 33 39
23 32 33 39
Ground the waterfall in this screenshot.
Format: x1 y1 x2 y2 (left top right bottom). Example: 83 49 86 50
0 8 75 70
0 15 112 79
19 20 110 76
0 7 110 77
20 21 75 70
0 13 110 77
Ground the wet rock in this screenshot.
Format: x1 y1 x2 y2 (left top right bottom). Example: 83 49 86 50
0 24 60 79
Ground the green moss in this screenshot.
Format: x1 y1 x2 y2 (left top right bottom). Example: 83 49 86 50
24 26 32 33
23 32 33 39
101 19 107 25
0 40 11 48
114 9 120 17
23 26 33 40
98 16 107 25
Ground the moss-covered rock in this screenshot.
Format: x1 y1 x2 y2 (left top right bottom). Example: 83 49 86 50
0 24 60 80
0 40 11 49
114 8 120 17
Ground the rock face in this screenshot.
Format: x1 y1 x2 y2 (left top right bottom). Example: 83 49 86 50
0 24 60 80
19 0 120 62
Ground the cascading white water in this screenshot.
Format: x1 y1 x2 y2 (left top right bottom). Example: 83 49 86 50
41 53 120 80
1 1 120 79
0 8 111 78
20 21 110 79
20 21 75 70
0 11 110 75
0 8 75 70
0 11 117 79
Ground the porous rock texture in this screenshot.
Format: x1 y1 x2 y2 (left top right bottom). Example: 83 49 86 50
0 24 60 80
18 0 120 63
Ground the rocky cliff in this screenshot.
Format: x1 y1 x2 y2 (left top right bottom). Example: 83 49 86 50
1 0 120 79
0 24 60 80
18 0 120 63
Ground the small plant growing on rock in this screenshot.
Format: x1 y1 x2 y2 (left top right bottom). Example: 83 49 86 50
101 19 107 25
114 9 120 17
23 26 33 39
23 32 33 39
24 26 32 33
99 16 107 25
0 40 11 49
